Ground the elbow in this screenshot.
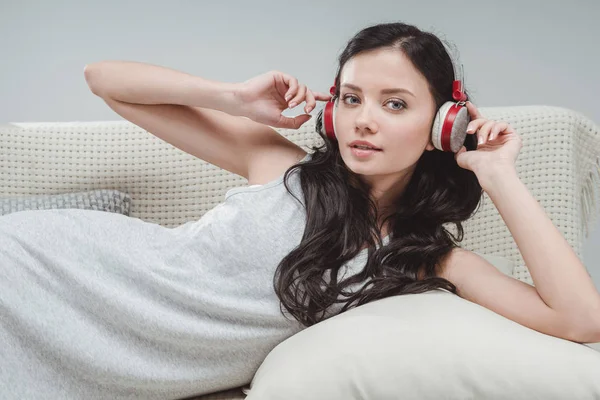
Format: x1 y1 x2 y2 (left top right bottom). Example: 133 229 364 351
83 63 105 97
565 309 600 344
576 326 600 344
588 313 600 344
585 302 600 343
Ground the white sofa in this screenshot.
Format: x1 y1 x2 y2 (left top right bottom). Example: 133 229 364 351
1 105 599 399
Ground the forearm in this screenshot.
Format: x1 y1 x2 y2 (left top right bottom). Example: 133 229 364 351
482 168 600 320
83 60 239 114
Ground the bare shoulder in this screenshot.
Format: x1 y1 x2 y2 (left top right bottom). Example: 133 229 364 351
246 137 308 186
436 247 489 281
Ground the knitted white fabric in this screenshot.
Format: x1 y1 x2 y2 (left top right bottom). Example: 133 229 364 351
1 105 599 286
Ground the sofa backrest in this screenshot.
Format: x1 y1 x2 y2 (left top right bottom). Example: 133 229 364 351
1 105 599 284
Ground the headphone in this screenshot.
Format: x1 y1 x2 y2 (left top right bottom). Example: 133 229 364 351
320 55 471 153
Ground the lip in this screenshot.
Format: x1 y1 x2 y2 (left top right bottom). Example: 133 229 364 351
349 140 382 150
350 147 381 158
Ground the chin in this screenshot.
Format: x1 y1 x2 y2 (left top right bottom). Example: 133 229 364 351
341 151 379 174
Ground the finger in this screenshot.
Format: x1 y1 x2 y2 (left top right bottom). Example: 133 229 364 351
289 84 307 108
465 101 484 120
312 91 333 102
466 118 488 135
283 75 299 102
305 89 316 113
275 113 312 129
477 120 496 145
489 122 509 141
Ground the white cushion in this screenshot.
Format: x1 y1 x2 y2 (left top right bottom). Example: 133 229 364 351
244 290 600 399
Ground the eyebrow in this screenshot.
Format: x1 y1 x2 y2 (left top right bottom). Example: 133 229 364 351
340 83 415 98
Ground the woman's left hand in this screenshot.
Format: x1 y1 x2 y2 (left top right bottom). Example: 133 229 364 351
454 102 523 182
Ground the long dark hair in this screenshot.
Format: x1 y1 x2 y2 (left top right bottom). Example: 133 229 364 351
273 22 483 327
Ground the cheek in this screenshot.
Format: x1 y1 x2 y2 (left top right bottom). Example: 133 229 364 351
386 119 432 147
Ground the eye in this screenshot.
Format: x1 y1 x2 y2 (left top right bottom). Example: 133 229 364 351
341 94 359 105
341 95 406 111
386 100 406 111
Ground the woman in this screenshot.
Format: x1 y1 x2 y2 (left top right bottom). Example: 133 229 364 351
3 21 599 399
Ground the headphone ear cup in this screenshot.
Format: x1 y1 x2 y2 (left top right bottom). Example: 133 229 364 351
320 98 337 141
431 101 470 152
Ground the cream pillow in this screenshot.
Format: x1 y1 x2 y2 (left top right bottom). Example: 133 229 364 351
244 290 600 399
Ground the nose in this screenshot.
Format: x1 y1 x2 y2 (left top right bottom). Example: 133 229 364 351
354 102 378 134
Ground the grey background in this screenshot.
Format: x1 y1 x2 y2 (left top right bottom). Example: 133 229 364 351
1 0 599 288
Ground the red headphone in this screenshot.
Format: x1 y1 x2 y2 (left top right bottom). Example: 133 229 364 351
320 77 470 153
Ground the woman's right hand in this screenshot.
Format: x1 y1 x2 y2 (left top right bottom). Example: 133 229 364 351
233 70 332 129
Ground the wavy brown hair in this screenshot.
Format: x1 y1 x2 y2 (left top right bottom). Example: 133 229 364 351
273 22 482 327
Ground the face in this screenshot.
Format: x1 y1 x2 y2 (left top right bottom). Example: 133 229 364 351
336 47 437 196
